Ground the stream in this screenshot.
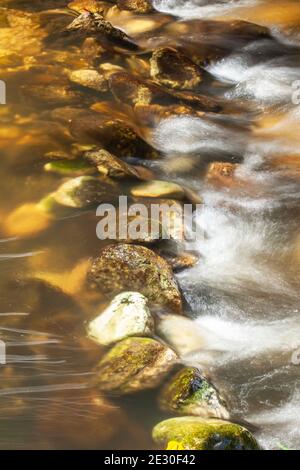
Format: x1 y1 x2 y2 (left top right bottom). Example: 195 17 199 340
0 0 300 450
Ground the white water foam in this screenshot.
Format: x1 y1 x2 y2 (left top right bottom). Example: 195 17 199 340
153 0 259 19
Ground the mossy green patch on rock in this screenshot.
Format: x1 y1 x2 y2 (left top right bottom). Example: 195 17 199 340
88 244 183 313
44 159 95 177
159 367 229 419
153 417 260 450
94 337 177 394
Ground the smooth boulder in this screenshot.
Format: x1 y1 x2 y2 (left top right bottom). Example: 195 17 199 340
87 292 154 346
159 367 229 419
88 244 182 313
150 47 203 90
152 416 260 450
94 337 177 394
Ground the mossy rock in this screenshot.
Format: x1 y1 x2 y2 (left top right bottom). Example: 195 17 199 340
88 244 183 313
109 71 169 107
85 148 140 179
159 367 229 419
150 47 203 91
117 0 154 14
66 11 139 52
153 417 260 450
44 159 95 177
52 176 117 209
68 112 157 159
68 69 108 92
94 337 177 394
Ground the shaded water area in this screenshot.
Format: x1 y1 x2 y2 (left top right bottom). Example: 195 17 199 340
0 0 300 450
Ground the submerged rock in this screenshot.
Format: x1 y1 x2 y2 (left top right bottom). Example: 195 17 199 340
94 337 177 394
68 0 107 13
85 148 140 179
52 175 116 208
88 292 154 346
159 367 229 419
109 71 218 114
68 69 108 92
88 244 182 313
20 84 84 107
152 417 260 450
117 0 154 14
150 47 203 90
206 162 239 186
65 11 140 52
44 159 95 176
4 203 54 238
109 71 168 107
131 180 185 200
68 112 157 158
163 251 199 273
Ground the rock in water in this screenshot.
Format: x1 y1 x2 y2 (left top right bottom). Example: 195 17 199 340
131 180 185 200
88 244 182 313
65 12 140 52
68 69 108 92
159 367 229 419
85 148 140 179
52 176 116 208
117 0 154 14
87 292 154 346
150 47 203 90
152 417 260 450
94 337 177 394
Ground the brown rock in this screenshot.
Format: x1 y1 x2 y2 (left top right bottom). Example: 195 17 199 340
117 0 154 14
94 337 177 394
150 47 203 90
85 148 140 179
88 244 183 313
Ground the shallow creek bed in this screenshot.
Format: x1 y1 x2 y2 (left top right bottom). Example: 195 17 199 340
0 0 299 450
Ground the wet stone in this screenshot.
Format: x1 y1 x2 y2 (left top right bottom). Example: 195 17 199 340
109 71 169 107
159 367 229 419
94 337 177 394
131 180 185 200
206 162 239 186
68 69 108 92
52 175 117 209
117 0 154 14
44 160 95 177
88 244 183 313
65 11 140 52
87 291 154 346
68 0 108 14
152 416 260 450
150 47 203 91
84 148 140 179
68 112 157 159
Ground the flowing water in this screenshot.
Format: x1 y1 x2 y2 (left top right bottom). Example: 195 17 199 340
0 0 300 450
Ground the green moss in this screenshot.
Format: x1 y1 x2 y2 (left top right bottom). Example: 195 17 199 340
44 159 95 176
153 417 260 450
95 337 176 394
160 367 228 419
